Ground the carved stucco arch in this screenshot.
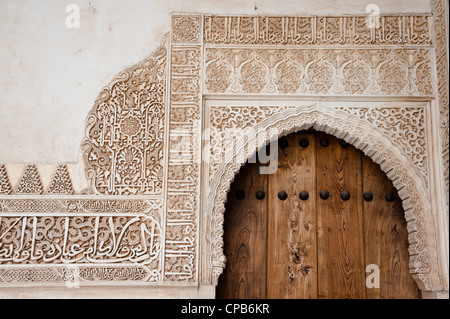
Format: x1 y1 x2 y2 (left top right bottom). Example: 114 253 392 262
208 104 442 291
0 9 447 299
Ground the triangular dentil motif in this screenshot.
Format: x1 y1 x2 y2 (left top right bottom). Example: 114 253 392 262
0 164 12 194
13 164 43 195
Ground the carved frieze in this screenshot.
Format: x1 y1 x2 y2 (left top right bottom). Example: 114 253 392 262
205 48 433 96
165 31 202 281
0 11 447 295
204 15 432 45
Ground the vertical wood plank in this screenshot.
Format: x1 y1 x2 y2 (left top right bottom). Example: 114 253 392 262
267 134 318 299
363 157 421 299
216 163 268 299
316 134 366 299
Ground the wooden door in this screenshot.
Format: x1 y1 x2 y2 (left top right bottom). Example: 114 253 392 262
216 132 421 299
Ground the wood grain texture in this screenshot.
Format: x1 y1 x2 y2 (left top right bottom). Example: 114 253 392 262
316 134 366 299
363 157 421 299
267 134 317 299
217 132 420 299
216 163 268 299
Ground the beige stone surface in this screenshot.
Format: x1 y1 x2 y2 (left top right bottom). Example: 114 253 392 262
0 0 447 300
0 0 431 163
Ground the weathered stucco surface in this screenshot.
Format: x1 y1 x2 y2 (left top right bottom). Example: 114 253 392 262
0 0 431 163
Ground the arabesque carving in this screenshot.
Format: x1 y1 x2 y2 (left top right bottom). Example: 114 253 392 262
82 45 167 196
13 165 43 195
208 105 430 192
205 48 433 96
204 15 432 45
47 165 74 195
207 105 439 290
0 11 447 295
0 165 11 195
430 0 449 218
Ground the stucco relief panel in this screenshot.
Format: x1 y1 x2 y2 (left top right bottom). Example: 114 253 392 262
205 48 433 96
0 11 447 294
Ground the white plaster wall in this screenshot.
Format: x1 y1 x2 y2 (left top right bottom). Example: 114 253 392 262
0 0 431 164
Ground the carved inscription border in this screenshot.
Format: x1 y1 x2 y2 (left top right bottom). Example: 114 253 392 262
0 9 447 294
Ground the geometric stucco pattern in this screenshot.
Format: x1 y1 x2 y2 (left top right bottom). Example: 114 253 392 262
205 48 433 96
208 105 430 192
0 12 447 294
430 0 449 219
337 106 430 190
82 46 167 196
207 105 440 290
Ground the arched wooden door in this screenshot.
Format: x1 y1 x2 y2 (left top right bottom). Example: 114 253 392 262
216 132 421 299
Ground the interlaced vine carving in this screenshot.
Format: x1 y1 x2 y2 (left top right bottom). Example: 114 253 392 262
337 107 429 189
13 165 43 195
204 15 432 45
205 48 432 96
82 45 167 195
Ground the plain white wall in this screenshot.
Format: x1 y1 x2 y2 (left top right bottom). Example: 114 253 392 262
0 0 431 163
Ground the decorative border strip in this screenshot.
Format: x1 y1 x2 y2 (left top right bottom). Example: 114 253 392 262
206 105 439 290
164 15 203 282
204 15 432 45
430 0 449 219
0 199 163 283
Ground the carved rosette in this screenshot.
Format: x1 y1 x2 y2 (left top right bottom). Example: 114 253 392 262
172 15 201 43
